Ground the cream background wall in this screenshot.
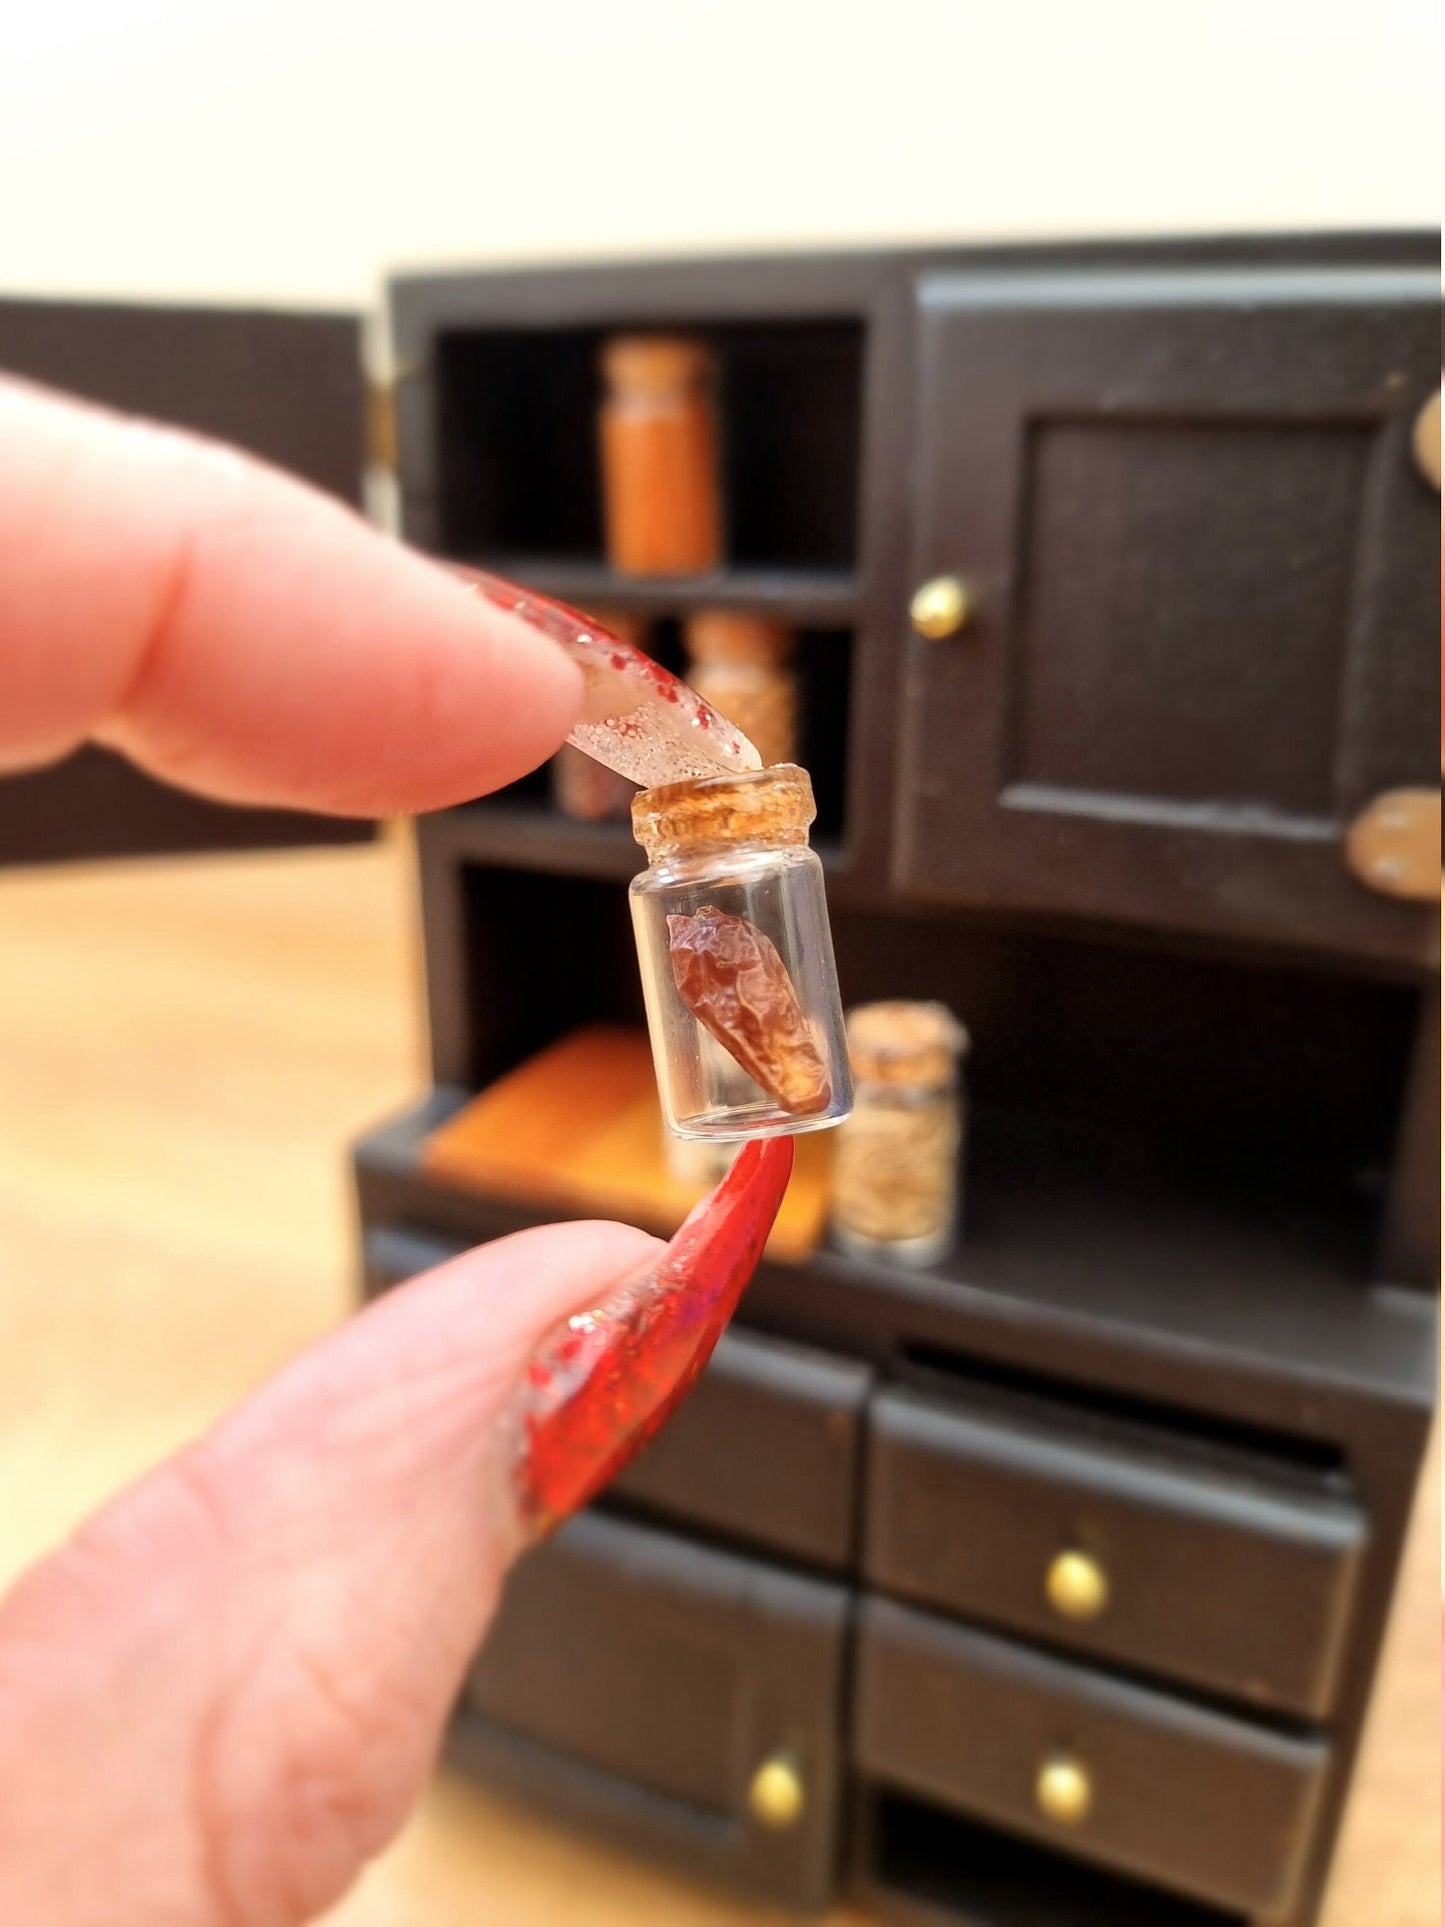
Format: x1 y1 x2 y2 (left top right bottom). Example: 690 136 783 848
2 0 1438 312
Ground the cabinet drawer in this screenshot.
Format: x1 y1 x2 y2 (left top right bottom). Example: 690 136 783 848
865 1388 1363 1718
460 1511 850 1908
362 1221 871 1569
854 1596 1329 1919
610 1328 870 1568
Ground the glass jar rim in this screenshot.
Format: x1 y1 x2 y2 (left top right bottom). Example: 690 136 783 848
631 763 815 864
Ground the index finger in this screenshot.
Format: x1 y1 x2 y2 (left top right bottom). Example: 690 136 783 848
0 378 583 816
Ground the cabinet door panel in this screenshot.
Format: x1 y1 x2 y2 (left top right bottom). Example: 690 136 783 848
897 265 1439 962
459 1511 849 1908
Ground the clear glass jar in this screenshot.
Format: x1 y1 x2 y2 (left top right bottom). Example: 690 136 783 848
831 1001 968 1266
630 764 852 1140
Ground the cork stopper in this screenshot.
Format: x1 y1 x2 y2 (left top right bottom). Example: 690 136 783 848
601 334 714 400
846 1001 968 1090
632 763 815 864
686 612 795 670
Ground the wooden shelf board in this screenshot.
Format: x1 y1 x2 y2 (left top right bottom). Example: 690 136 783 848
458 558 859 625
418 1026 834 1263
356 1091 1433 1414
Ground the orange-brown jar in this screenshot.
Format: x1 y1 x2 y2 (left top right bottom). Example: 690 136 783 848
599 335 722 575
684 613 797 770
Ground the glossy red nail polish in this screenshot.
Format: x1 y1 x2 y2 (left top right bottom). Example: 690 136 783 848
512 1135 795 1539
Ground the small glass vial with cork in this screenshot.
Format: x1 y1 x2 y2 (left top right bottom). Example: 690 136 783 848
683 613 798 772
830 1001 968 1265
629 764 852 1139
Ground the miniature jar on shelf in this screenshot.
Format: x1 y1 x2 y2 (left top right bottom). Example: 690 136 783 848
552 612 649 821
684 613 798 771
598 335 722 576
830 1001 968 1266
630 764 852 1140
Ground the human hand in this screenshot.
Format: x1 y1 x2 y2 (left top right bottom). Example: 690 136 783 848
0 379 790 1925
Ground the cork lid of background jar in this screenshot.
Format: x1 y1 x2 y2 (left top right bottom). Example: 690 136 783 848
845 1001 969 1090
600 334 715 399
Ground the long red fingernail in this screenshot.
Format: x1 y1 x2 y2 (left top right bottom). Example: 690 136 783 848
511 1136 795 1541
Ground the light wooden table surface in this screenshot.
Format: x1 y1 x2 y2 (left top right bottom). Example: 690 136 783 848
0 838 1436 1927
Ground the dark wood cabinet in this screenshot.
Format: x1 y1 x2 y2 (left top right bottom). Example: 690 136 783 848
897 262 1440 962
346 235 1438 1927
8 239 1433 1926
458 1510 850 1909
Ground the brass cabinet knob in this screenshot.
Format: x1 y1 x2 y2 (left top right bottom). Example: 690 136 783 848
1344 790 1441 902
909 575 972 639
748 1752 806 1830
1045 1548 1110 1621
1036 1753 1093 1826
1413 390 1441 491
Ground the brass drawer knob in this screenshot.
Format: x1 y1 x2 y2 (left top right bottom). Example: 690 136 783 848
1036 1753 1093 1826
1046 1548 1110 1621
748 1752 806 1830
910 575 972 639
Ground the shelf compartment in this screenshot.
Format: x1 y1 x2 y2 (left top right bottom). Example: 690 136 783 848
854 1783 1246 1927
436 615 856 865
823 904 1418 1279
432 318 865 572
352 1091 1435 1418
415 1023 833 1261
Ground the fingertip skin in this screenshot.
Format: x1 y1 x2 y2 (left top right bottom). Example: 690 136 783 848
0 378 583 813
0 1219 663 1927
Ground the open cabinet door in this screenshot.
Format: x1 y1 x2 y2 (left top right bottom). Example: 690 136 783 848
0 296 375 863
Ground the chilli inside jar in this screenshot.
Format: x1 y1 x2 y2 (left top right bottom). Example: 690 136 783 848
630 764 852 1140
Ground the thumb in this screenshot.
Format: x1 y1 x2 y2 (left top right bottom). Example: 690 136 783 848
0 1219 660 1927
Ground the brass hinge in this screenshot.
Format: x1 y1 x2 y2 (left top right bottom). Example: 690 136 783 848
365 377 398 476
1344 789 1441 901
